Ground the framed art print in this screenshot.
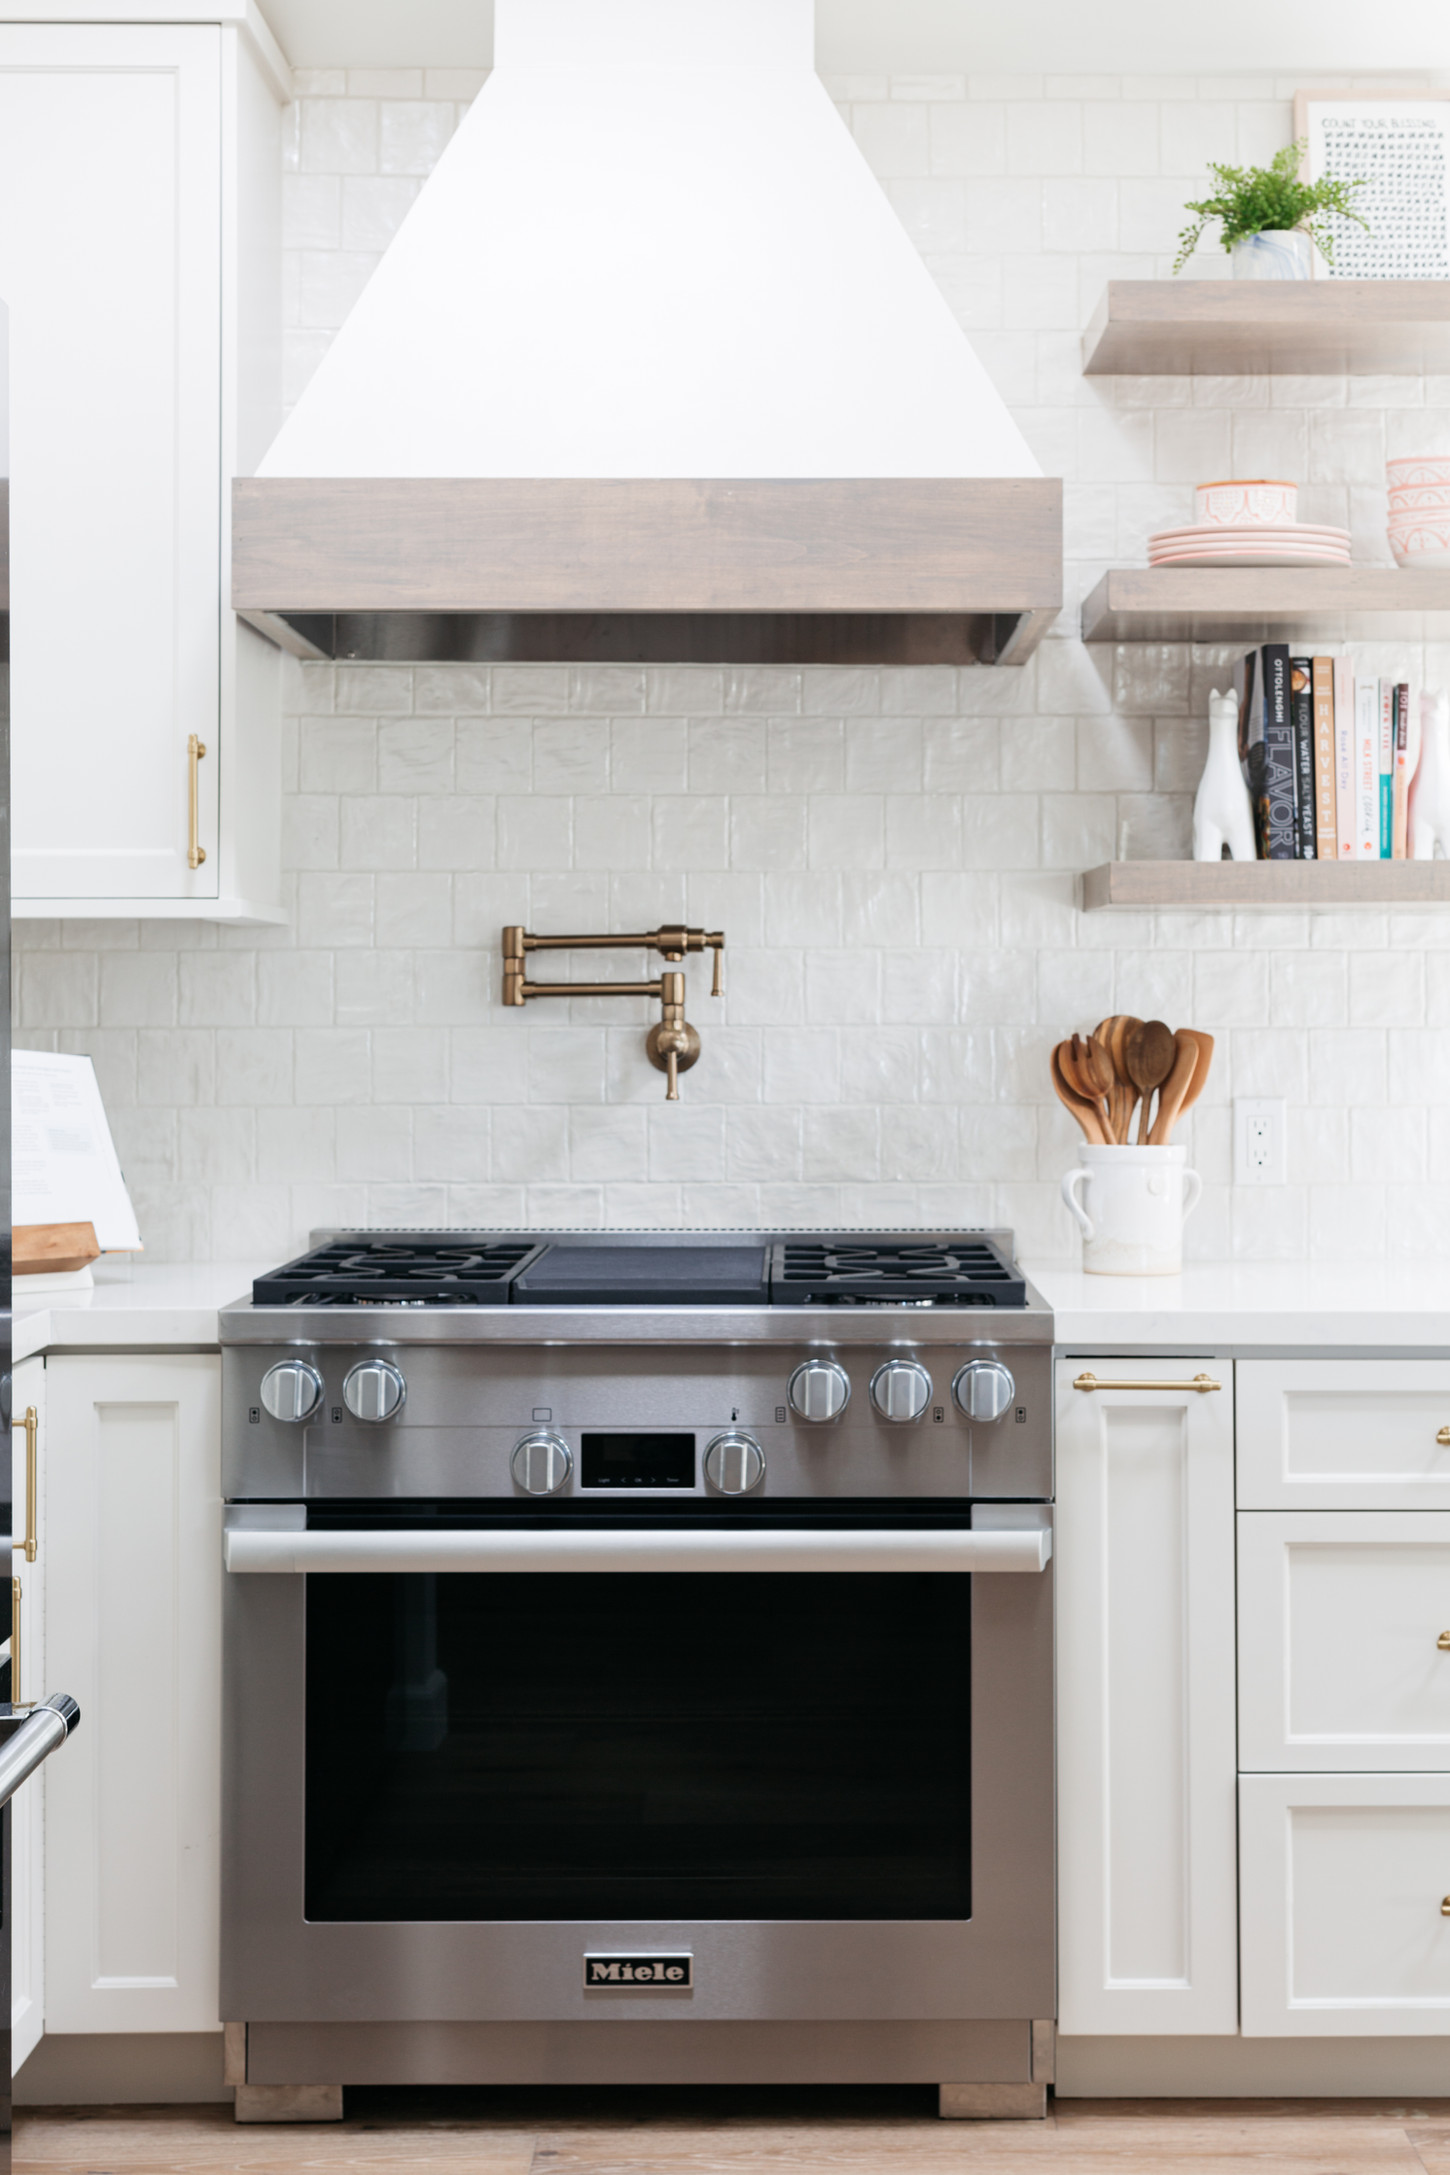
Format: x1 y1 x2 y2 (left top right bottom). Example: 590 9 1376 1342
1295 87 1450 278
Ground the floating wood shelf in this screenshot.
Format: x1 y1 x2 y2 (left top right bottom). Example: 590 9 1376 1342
1082 280 1450 376
1081 567 1450 645
1082 861 1450 911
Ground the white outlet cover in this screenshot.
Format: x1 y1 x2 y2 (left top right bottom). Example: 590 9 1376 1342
1234 1097 1287 1187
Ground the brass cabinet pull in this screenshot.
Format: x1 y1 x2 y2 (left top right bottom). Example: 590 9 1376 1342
1442 1896 1450 1917
10 1406 36 1563
187 734 207 869
1439 1633 1450 1652
1072 1371 1221 1394
1438 1426 1450 1447
9 1575 30 1710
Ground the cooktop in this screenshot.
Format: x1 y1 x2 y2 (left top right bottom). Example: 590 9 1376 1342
250 1231 1029 1310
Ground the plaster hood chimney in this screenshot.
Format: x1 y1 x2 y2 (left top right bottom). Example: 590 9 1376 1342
233 0 1060 667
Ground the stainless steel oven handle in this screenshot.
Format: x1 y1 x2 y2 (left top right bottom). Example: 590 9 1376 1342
223 1524 1052 1575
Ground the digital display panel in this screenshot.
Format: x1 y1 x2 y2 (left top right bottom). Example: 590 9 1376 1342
580 1433 695 1488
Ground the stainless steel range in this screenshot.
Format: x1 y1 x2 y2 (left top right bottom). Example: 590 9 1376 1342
219 1230 1056 2120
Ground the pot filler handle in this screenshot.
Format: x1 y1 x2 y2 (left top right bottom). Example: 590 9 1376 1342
223 1521 1052 1576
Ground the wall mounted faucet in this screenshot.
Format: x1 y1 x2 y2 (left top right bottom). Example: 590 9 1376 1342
501 925 725 1100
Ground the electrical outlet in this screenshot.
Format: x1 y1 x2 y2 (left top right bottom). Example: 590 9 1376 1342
1234 1097 1286 1186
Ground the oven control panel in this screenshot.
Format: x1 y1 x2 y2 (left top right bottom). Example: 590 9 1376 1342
224 1342 1052 1502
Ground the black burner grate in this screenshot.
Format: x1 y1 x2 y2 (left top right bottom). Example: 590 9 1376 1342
253 1238 543 1307
768 1236 1026 1307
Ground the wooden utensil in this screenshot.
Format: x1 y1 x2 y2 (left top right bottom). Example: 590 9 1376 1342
1147 1031 1201 1145
1098 1014 1142 1142
1066 1032 1115 1138
1125 1018 1176 1143
1051 1043 1110 1145
1174 1029 1215 1126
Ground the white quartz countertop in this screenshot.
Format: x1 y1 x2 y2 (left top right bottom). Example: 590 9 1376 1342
1028 1260 1450 1349
12 1260 261 1364
10 1256 1450 1360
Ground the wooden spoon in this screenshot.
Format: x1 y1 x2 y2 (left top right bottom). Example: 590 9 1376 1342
1066 1032 1115 1138
1095 1014 1141 1142
1125 1018 1176 1144
1147 1030 1201 1145
1175 1030 1215 1125
1051 1043 1110 1145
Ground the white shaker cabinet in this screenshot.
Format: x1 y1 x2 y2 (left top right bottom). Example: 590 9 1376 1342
1055 1356 1238 2034
10 1356 47 2070
42 1354 222 2033
0 18 287 920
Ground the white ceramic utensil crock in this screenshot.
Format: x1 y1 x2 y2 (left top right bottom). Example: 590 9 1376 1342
1061 1144 1203 1276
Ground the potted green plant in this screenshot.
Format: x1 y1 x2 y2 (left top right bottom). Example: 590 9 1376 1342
1173 141 1368 278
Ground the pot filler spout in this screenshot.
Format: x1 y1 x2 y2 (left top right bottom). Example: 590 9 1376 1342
231 0 1061 668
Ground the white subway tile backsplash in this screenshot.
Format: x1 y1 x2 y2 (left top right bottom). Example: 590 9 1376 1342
14 71 1443 1263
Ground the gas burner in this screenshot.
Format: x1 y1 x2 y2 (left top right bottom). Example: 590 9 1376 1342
768 1237 1026 1308
253 1237 544 1307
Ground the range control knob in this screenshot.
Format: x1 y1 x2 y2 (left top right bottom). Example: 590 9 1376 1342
787 1359 851 1423
342 1358 407 1424
511 1430 573 1496
259 1359 324 1424
704 1431 766 1496
869 1359 933 1424
952 1360 1016 1423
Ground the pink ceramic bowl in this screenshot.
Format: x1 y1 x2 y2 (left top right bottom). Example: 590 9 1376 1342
1388 512 1450 565
1389 482 1450 512
1195 478 1298 526
1386 456 1450 490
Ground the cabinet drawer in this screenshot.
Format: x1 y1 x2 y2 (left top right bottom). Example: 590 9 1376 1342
1240 1774 1450 2035
1239 1513 1450 1770
1238 1361 1450 1509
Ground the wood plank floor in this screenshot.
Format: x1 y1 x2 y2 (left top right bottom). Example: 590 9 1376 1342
17 2091 1450 2175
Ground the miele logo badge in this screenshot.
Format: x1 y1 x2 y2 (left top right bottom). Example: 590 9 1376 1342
584 1952 693 1990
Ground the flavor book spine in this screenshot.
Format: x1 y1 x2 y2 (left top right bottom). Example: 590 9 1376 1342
1333 656 1356 859
1237 648 1269 858
1290 656 1315 858
1263 644 1296 859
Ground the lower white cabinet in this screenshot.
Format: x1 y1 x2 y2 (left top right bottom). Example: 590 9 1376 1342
43 1354 222 2033
1240 1774 1450 2035
10 1356 47 2069
1239 1511 1450 1771
1055 1357 1239 2034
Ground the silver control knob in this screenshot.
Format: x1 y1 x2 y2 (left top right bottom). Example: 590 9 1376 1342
952 1359 1016 1423
511 1430 573 1496
787 1359 851 1423
869 1358 933 1423
704 1431 766 1495
342 1358 406 1424
259 1359 324 1424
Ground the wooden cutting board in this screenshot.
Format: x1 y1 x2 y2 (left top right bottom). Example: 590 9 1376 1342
13 1221 100 1274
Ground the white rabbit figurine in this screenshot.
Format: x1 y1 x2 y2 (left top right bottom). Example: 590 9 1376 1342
1411 688 1450 860
1193 687 1256 861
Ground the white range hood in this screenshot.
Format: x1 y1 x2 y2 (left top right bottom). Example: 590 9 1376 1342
234 0 1060 666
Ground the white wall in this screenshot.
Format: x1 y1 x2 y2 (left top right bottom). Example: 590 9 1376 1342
14 66 1450 1263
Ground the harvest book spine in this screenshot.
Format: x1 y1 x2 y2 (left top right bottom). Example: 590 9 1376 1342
1263 644 1296 860
1313 656 1338 859
1290 656 1315 858
1333 656 1356 859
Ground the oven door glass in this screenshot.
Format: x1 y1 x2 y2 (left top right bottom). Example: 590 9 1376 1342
304 1561 971 1923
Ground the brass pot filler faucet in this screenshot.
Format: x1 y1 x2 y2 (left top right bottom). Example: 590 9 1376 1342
502 925 725 1100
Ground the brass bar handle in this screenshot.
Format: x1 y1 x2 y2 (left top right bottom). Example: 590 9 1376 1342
9 1575 30 1710
1438 1426 1450 1447
11 1407 37 1563
1072 1371 1221 1394
1442 1896 1450 1917
1438 1632 1450 1651
187 734 207 869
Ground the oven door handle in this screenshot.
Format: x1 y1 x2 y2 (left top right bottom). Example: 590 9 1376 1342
222 1523 1052 1575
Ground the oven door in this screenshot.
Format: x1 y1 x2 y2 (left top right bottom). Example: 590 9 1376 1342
221 1503 1053 2025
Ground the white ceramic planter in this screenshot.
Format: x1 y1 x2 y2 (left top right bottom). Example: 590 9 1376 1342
1061 1144 1203 1277
1231 229 1313 280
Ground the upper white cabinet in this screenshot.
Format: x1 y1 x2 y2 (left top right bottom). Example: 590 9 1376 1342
0 17 287 920
1238 1360 1450 1510
1055 1358 1239 2035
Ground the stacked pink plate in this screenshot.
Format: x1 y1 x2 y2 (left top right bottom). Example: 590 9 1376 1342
1149 476 1351 568
1148 521 1352 568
